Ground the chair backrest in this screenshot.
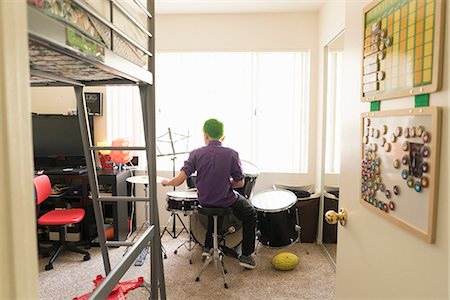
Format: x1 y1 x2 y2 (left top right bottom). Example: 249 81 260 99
33 175 52 205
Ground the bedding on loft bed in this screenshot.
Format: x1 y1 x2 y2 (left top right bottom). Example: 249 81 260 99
27 0 149 68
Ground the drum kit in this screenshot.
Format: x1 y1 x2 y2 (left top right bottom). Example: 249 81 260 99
129 158 306 266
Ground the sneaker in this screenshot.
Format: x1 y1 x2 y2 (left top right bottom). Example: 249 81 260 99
202 247 211 258
239 254 256 269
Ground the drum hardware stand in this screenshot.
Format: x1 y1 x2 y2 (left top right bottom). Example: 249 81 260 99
173 211 198 264
157 127 191 239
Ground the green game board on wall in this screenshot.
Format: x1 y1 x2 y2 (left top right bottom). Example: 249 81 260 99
361 0 445 102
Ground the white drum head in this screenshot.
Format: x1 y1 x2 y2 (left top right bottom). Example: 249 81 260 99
241 160 260 177
166 190 198 200
251 189 297 212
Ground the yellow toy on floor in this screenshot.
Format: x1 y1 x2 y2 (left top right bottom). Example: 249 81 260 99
271 252 299 271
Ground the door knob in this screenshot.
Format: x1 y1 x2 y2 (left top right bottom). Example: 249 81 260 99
325 208 348 226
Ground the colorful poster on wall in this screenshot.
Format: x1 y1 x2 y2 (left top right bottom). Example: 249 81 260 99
361 0 445 101
360 107 441 242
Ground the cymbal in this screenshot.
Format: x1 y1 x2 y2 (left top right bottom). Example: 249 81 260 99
126 175 163 185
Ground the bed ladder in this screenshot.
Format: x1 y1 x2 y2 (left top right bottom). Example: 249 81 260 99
73 84 165 299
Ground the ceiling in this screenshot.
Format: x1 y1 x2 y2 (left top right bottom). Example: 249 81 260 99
155 0 325 14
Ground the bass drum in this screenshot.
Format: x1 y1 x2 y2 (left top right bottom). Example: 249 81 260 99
190 212 243 248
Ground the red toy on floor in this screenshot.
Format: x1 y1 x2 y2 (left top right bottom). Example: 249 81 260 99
73 275 144 300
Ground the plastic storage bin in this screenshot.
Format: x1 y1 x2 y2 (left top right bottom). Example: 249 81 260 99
273 184 320 243
323 186 339 243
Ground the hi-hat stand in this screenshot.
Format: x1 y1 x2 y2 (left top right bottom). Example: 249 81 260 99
157 128 191 239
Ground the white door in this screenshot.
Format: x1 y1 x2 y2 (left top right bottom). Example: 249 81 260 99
335 1 449 299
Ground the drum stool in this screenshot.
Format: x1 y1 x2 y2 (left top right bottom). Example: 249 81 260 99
195 206 233 289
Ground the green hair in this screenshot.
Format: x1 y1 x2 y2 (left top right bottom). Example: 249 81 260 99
203 118 224 140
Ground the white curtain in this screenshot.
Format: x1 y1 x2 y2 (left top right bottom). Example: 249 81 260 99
106 85 146 168
107 51 311 173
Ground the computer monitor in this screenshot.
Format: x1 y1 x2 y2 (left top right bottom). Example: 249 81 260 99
32 114 94 167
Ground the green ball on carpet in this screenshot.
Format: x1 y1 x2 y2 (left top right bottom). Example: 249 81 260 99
271 252 299 271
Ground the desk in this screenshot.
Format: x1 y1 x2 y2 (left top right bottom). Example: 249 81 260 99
45 169 131 243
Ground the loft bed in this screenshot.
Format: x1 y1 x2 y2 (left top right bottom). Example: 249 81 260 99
28 0 153 86
27 0 165 298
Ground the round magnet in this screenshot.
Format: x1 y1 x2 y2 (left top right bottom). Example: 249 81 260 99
410 126 416 137
364 127 370 136
373 183 378 190
421 162 429 173
402 155 409 165
395 126 402 137
361 185 366 193
372 143 378 152
414 181 422 192
393 185 400 195
375 176 382 184
380 137 386 147
382 203 389 212
390 133 397 143
366 118 371 126
421 146 430 157
421 176 429 188
407 177 414 188
422 131 430 143
389 201 395 210
375 129 380 138
378 201 384 209
393 159 400 168
404 127 410 138
416 126 425 136
374 157 380 165
369 197 374 204
382 125 388 134
385 189 391 199
371 128 375 137
375 166 380 175
379 43 385 51
402 141 409 151
384 143 391 152
371 152 376 160
380 29 387 38
377 71 385 81
372 199 378 206
401 169 409 179
379 183 386 192
378 50 386 60
363 136 369 144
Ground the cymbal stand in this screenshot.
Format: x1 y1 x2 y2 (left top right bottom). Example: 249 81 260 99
127 183 167 265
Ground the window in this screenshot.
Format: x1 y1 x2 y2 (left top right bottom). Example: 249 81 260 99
107 51 311 173
157 52 310 173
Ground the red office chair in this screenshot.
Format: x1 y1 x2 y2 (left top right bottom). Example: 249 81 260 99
34 175 90 270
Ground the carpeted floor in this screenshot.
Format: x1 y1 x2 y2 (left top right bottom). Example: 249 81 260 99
38 233 336 299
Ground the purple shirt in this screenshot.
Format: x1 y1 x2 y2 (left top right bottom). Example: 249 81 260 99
181 140 244 207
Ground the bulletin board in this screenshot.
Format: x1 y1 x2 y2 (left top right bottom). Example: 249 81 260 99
360 107 441 242
361 0 445 101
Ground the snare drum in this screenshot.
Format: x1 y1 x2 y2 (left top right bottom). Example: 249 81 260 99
166 190 199 212
186 160 260 199
190 212 243 248
251 189 298 248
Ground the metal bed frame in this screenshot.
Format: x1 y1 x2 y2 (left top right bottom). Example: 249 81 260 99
28 0 166 298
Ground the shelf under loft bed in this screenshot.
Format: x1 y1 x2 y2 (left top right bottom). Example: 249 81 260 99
27 0 153 87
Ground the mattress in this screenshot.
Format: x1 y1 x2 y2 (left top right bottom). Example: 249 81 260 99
28 0 149 68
